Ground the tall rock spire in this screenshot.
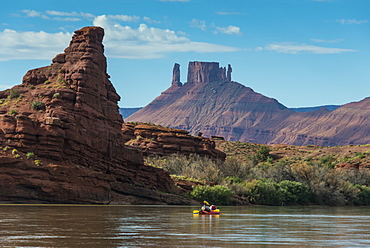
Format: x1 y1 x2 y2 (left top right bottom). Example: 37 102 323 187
171 63 182 86
227 64 232 82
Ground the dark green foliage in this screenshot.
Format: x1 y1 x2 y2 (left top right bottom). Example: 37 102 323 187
353 184 370 205
191 185 232 205
31 100 44 110
244 179 312 206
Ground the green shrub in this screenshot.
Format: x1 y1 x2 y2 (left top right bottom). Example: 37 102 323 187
31 100 44 110
251 146 271 164
26 152 34 159
191 185 232 205
9 109 17 116
34 160 42 166
278 180 312 205
52 93 60 99
245 179 284 205
7 89 20 99
353 184 370 205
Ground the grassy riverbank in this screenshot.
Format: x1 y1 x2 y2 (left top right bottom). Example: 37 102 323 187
146 141 370 206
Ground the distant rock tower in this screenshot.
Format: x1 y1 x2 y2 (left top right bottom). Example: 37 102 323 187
171 63 182 86
187 61 231 83
227 64 232 82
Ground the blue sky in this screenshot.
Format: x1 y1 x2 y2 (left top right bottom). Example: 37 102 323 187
0 0 369 108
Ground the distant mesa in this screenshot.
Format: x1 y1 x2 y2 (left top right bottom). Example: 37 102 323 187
126 61 370 146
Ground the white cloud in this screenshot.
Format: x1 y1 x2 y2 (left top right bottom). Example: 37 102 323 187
53 17 81 22
311 38 344 43
259 42 356 54
143 17 161 24
190 19 207 31
190 19 242 35
215 25 242 35
107 14 140 22
22 10 49 19
93 15 239 59
45 10 95 19
0 14 239 61
21 9 95 22
337 19 368 25
0 29 71 61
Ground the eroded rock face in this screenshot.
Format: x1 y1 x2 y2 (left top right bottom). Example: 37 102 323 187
187 61 231 83
0 27 195 204
122 123 226 160
171 63 182 86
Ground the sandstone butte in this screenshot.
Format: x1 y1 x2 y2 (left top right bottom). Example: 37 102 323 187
0 26 218 205
126 62 370 147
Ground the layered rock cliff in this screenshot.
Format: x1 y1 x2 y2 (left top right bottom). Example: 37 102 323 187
126 62 370 146
122 123 226 159
0 27 196 204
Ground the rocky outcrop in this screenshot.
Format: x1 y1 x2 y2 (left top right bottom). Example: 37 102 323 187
126 62 370 146
0 26 196 205
122 123 226 160
187 61 231 83
171 63 182 86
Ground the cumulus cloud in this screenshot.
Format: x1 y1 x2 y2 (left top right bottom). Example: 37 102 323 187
257 42 356 54
0 14 239 61
93 15 239 59
0 29 71 61
190 19 242 35
337 19 368 25
215 25 242 35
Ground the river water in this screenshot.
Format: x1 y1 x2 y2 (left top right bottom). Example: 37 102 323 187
1 205 370 247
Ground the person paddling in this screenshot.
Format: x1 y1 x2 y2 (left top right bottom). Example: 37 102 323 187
200 200 211 213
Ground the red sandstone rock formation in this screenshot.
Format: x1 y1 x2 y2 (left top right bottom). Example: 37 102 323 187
122 123 226 159
0 27 196 204
171 63 182 87
127 62 370 146
187 61 231 83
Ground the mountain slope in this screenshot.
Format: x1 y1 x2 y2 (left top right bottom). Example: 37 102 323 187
126 62 370 146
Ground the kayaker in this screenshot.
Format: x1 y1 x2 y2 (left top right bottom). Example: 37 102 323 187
210 204 217 210
201 203 211 212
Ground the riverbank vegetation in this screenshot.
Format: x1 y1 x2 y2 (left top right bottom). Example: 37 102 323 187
146 141 370 206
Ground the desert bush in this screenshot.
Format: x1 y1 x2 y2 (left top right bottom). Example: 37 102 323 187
219 158 251 180
353 184 370 205
244 179 312 206
31 100 44 110
146 154 223 182
7 89 20 99
244 179 284 205
26 152 34 159
278 180 312 205
250 145 271 165
9 109 17 116
191 185 232 205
